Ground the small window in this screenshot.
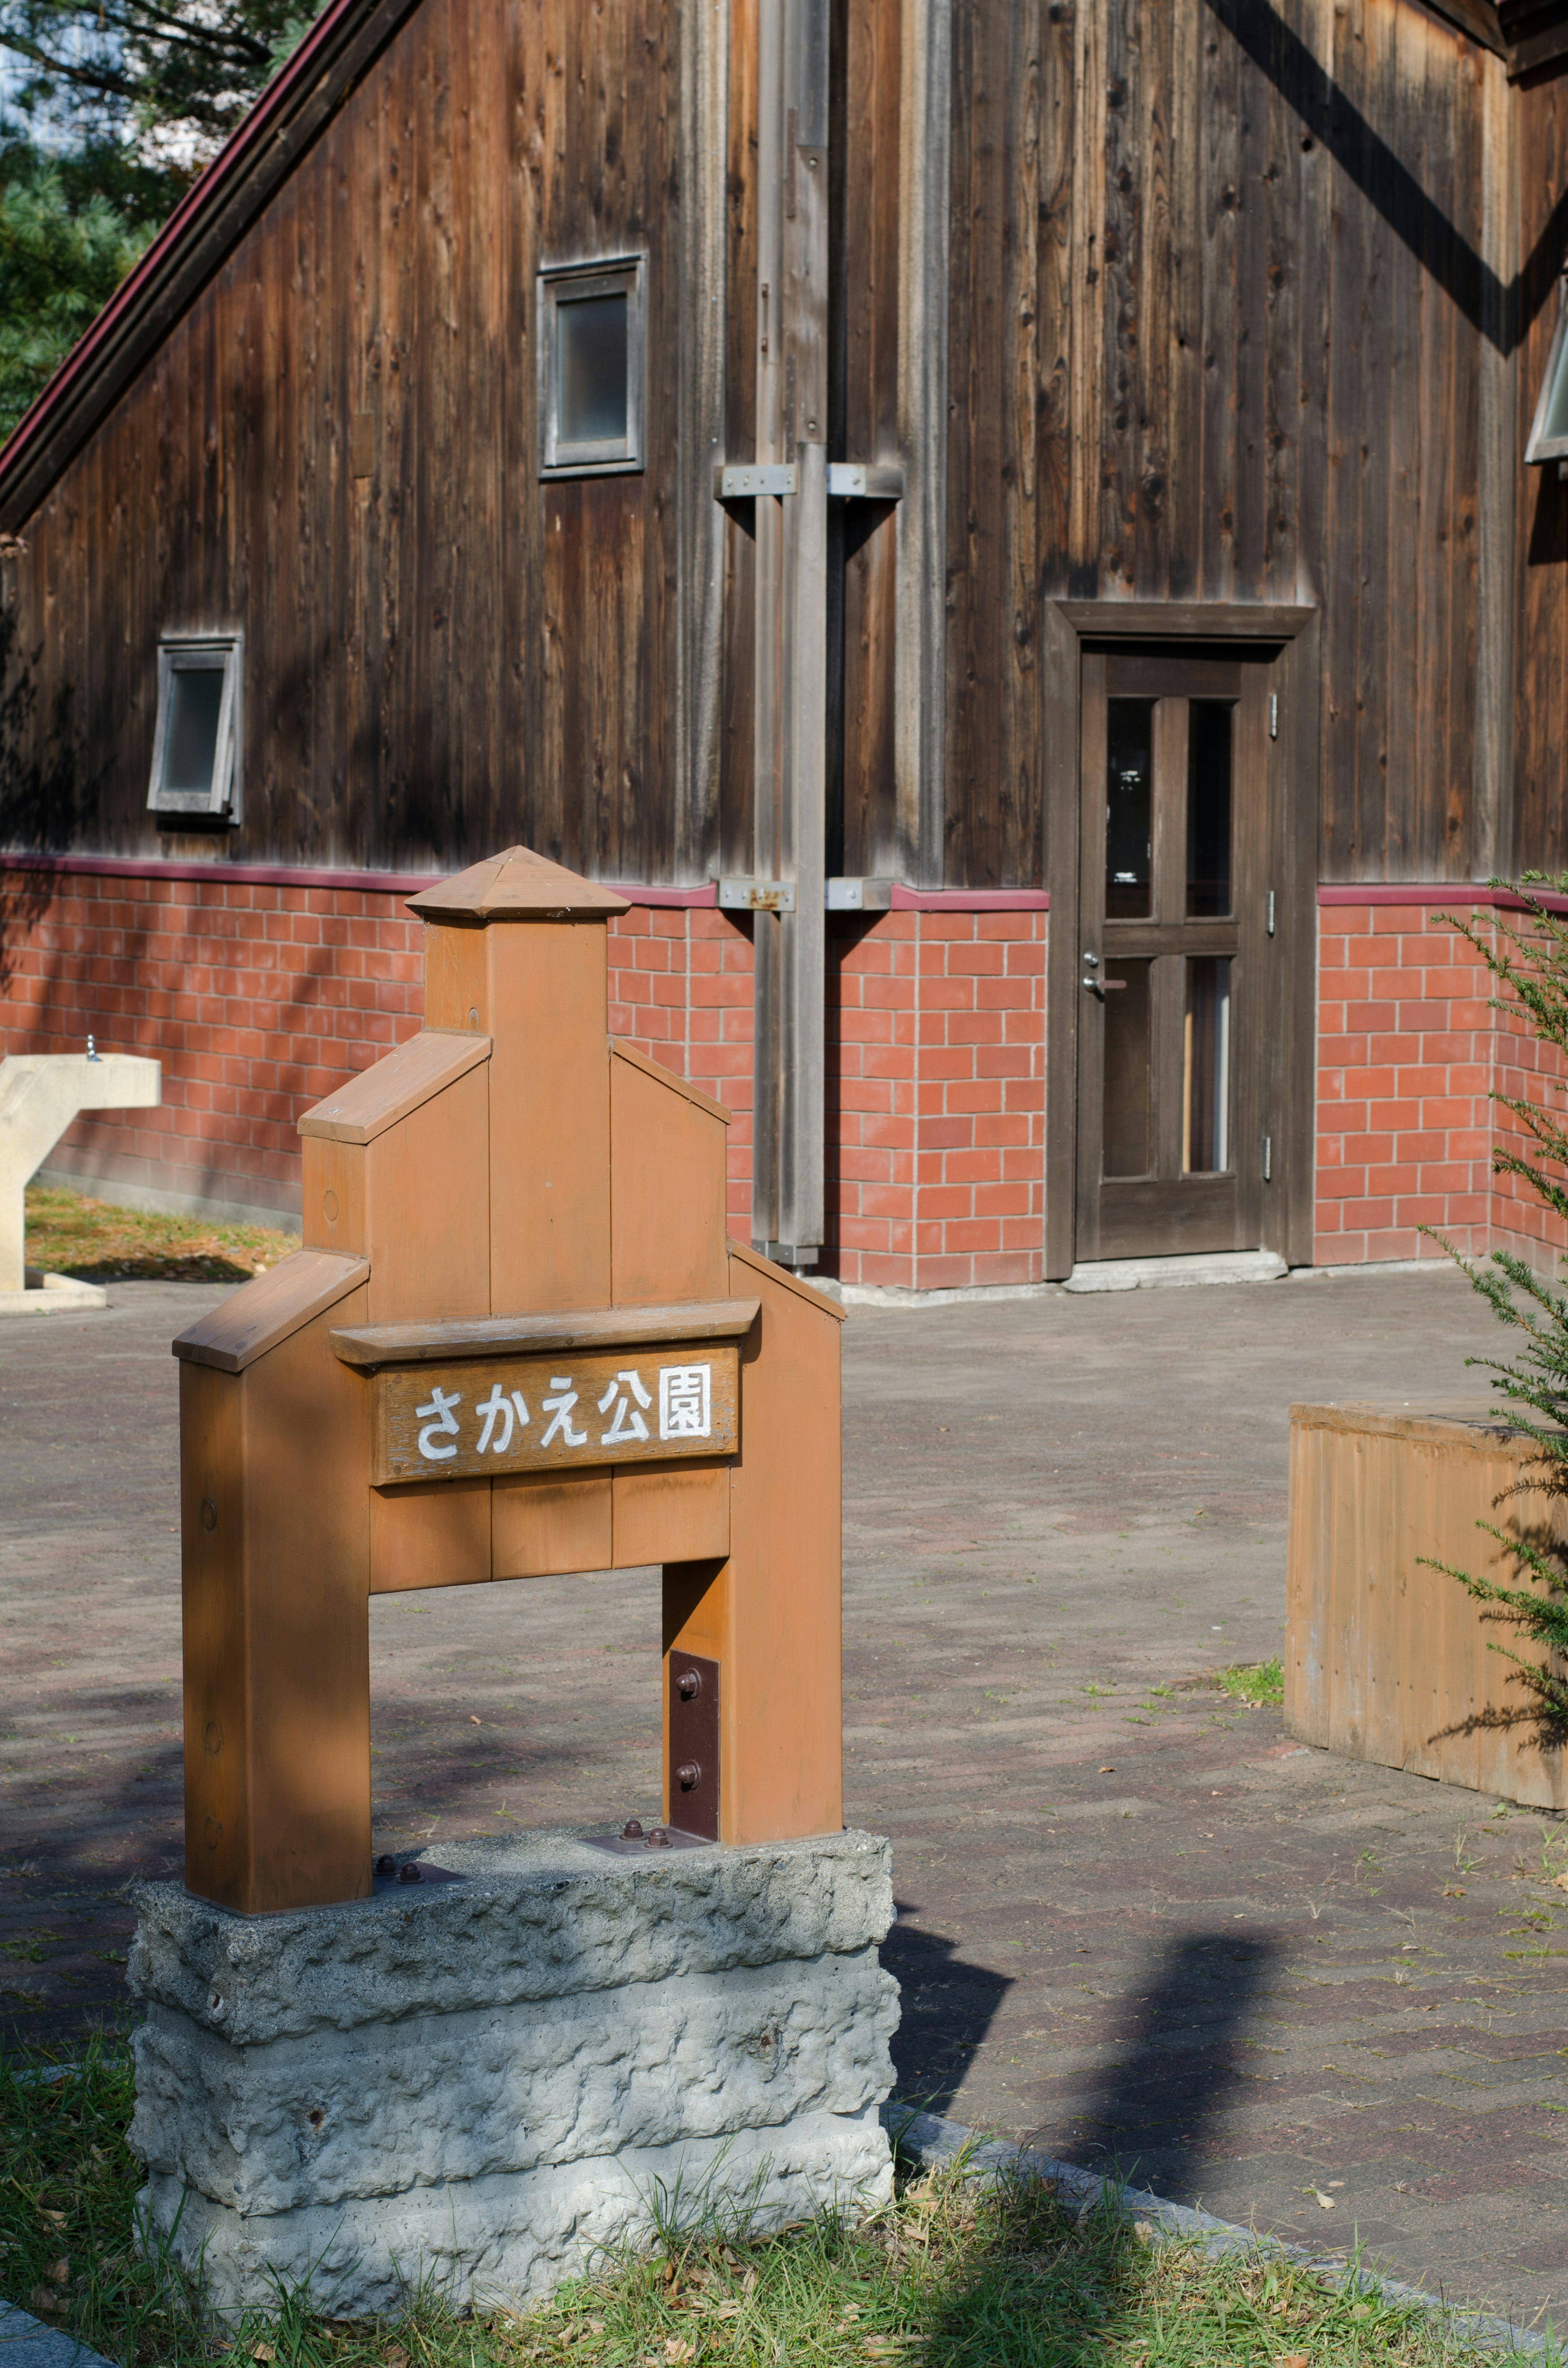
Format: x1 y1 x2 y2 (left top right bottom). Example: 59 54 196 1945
1527 274 1568 466
538 257 645 477
147 635 242 823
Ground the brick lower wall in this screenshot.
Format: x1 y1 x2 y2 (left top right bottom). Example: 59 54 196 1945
1314 900 1568 1273
7 863 1564 1285
0 866 425 1222
824 909 1046 1291
604 903 756 1235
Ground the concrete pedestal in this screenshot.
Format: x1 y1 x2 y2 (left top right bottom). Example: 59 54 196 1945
127 1829 899 2319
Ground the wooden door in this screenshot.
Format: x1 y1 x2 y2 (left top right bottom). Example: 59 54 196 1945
1074 646 1278 1264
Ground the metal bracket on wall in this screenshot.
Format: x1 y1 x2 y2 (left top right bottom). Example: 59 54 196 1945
716 462 799 498
826 462 905 500
719 876 797 913
826 878 895 910
715 461 903 502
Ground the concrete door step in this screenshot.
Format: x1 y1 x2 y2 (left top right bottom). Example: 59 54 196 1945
1063 1249 1287 1293
0 1273 109 1318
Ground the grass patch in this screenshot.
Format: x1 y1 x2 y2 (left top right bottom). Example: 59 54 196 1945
23 1183 296 1284
0 2038 1546 2367
1218 1657 1285 1708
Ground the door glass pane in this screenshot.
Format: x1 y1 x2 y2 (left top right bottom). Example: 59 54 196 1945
1186 701 1233 917
1102 959 1152 1177
163 666 225 795
558 292 629 446
1183 956 1231 1173
1106 699 1153 919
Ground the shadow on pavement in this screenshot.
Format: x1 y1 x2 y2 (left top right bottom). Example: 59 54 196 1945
882 1911 1013 2118
1069 1927 1284 2205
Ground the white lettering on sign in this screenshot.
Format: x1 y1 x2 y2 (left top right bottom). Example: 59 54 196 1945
659 1365 712 1441
598 1367 652 1444
415 1385 463 1460
475 1382 530 1454
539 1375 588 1449
382 1346 736 1484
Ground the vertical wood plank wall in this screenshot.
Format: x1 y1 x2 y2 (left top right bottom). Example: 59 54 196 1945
942 0 1510 890
1514 66 1568 872
7 0 1568 892
12 0 682 880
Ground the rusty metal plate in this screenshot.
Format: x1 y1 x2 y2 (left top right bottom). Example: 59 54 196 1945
668 1651 720 1842
370 1344 739 1485
582 1822 717 1857
371 1857 465 1893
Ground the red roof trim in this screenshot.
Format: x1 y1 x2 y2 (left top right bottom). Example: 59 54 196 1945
0 0 368 493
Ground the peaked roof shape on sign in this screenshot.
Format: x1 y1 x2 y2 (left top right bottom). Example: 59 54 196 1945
407 846 632 922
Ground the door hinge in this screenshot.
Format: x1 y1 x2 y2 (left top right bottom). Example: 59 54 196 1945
1262 1133 1273 1182
1266 889 1276 936
718 876 797 913
1269 693 1278 740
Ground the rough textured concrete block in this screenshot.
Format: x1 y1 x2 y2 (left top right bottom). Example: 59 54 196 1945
129 1831 898 2318
144 2108 892 2318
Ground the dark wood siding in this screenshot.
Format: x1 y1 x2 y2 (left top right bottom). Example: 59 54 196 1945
943 0 1496 887
1514 62 1568 871
10 0 682 878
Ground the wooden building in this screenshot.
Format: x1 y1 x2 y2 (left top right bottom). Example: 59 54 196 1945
2 0 1568 1290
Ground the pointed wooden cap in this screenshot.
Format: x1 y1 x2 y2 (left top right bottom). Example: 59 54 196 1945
407 846 631 923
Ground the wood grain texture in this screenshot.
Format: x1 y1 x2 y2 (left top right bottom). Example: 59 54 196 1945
182 1287 374 1914
0 0 1536 905
7 0 685 879
1285 1402 1568 1810
942 0 1497 890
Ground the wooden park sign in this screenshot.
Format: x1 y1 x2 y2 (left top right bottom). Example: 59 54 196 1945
171 847 844 1914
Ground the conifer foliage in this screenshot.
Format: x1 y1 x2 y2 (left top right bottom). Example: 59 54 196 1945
1426 876 1568 1729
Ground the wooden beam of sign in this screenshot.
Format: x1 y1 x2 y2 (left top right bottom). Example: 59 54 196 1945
372 1344 739 1485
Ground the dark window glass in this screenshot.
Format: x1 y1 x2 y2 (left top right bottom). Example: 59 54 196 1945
164 667 225 795
1106 699 1153 919
1102 958 1152 1177
1183 956 1231 1173
1186 700 1233 917
558 292 629 447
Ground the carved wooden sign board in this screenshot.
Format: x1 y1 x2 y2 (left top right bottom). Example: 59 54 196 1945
172 847 844 1917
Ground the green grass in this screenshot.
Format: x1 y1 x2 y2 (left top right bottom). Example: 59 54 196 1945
24 1183 296 1284
0 2037 1549 2368
1218 1657 1285 1708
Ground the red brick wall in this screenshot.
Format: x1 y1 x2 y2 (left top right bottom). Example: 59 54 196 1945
823 909 1047 1291
16 865 1561 1288
605 902 1049 1290
0 865 424 1220
1314 900 1568 1272
604 904 755 1233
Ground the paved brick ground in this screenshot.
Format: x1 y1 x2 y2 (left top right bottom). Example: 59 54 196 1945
3 1267 1566 2328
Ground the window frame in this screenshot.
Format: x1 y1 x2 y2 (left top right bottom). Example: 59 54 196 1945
537 255 646 479
1526 273 1568 466
146 633 243 824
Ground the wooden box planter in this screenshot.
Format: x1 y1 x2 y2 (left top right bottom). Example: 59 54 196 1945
1285 1402 1568 1811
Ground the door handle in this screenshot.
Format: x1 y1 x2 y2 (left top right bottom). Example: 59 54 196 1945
1082 977 1126 996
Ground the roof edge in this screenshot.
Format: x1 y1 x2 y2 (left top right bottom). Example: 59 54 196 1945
0 0 423 533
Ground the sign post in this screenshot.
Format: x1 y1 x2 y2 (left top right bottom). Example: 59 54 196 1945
129 848 895 2318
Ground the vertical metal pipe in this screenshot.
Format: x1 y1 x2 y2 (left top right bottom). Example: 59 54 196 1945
750 0 829 1260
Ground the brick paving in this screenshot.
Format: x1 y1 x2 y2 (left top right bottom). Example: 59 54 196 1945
3 1266 1566 2328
